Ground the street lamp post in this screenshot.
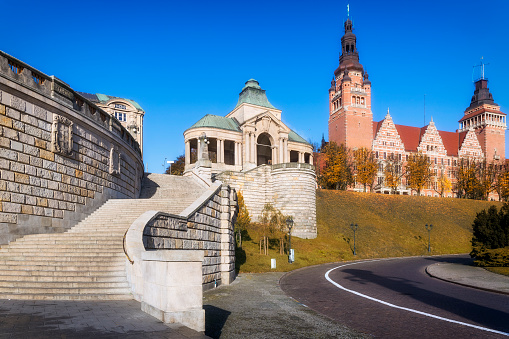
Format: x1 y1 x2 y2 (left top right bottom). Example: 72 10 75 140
167 160 174 174
350 223 358 256
286 217 294 264
425 224 433 253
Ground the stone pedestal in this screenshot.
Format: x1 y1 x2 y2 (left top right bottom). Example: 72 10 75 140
140 250 205 332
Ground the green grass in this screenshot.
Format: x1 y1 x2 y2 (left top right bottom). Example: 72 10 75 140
236 189 502 273
485 267 509 276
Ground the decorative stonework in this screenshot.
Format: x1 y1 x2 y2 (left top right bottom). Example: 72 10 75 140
109 147 121 176
51 114 73 156
52 82 74 101
11 96 25 112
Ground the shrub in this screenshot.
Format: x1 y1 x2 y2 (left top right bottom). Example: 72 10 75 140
470 204 509 266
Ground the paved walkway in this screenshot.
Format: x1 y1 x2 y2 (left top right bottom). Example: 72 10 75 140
0 299 207 339
203 273 367 339
426 262 509 295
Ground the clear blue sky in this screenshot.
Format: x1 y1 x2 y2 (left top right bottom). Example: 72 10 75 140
3 0 508 173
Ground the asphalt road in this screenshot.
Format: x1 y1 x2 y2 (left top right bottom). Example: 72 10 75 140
280 255 509 338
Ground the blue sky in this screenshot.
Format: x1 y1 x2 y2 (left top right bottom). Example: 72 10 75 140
3 0 508 173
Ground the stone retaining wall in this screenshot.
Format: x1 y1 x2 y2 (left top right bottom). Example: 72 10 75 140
216 163 317 239
0 51 144 244
139 184 237 290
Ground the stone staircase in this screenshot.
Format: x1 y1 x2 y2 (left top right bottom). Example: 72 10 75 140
0 173 206 300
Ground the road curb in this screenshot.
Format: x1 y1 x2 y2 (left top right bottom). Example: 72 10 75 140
425 264 509 296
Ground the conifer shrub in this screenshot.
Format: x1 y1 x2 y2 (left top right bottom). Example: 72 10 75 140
470 204 509 266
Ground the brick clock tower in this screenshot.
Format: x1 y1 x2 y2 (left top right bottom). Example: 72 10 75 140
328 17 373 149
458 75 506 161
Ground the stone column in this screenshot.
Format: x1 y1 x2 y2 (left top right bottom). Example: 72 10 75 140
217 139 222 163
299 152 304 163
309 153 313 165
185 140 190 165
271 146 276 165
283 138 288 163
244 133 250 163
279 138 284 163
236 142 241 166
250 133 256 164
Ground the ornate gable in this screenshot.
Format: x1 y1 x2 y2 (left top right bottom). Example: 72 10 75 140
242 110 287 135
417 118 447 157
372 110 405 153
459 128 484 159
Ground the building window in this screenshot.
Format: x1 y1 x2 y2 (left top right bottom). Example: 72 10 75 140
114 112 127 122
114 103 127 110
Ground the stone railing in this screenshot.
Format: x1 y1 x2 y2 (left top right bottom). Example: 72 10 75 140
124 182 237 331
272 162 315 171
0 50 140 155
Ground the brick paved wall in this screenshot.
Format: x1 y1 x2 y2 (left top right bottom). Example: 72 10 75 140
0 51 143 244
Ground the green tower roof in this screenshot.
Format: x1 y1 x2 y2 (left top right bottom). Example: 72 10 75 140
186 114 241 132
235 79 276 109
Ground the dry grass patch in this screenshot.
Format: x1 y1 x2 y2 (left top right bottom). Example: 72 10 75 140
235 189 501 273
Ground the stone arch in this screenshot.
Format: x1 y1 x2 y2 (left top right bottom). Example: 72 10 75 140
257 133 273 166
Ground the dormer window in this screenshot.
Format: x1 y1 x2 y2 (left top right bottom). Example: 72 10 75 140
114 103 127 110
114 112 127 122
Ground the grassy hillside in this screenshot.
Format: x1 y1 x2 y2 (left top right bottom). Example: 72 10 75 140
236 190 502 273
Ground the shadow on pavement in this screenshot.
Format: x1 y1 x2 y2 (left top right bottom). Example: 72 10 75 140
204 305 231 339
340 265 509 332
423 254 474 266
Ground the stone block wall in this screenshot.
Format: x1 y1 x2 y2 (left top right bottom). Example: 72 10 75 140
0 51 143 245
216 163 317 239
142 184 237 290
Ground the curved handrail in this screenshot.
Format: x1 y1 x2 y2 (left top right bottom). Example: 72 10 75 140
123 229 134 264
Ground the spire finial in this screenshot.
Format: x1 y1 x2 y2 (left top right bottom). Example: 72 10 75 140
386 107 390 117
347 4 350 17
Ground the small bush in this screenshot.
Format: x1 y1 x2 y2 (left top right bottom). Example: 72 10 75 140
471 246 509 267
470 204 509 266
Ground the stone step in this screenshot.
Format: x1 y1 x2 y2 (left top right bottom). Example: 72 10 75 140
0 256 125 263
0 286 131 294
0 280 129 288
0 262 125 269
14 236 124 241
0 248 123 254
0 252 124 258
0 270 125 277
0 293 133 300
3 244 124 250
0 275 126 283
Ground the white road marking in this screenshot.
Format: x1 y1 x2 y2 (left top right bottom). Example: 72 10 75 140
325 259 509 337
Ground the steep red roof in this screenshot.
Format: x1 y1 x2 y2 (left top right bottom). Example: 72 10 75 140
438 130 460 156
375 119 475 157
394 124 423 152
373 120 383 136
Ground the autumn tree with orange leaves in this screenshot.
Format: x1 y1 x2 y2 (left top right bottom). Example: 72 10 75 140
319 142 353 190
353 147 377 192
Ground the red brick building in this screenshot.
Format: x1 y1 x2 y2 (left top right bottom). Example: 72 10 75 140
328 18 506 197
